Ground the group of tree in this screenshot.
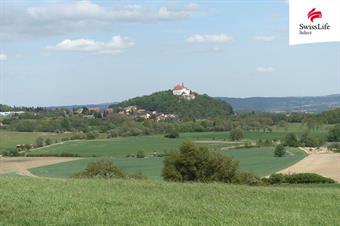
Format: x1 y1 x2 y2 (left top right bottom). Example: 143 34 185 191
284 131 325 147
111 90 234 119
162 141 258 184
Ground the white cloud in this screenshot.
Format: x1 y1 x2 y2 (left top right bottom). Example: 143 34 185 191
256 67 275 73
47 36 135 55
186 34 232 44
0 1 200 40
0 53 7 61
254 36 276 42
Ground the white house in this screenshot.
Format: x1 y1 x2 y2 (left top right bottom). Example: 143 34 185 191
172 84 196 100
172 84 191 96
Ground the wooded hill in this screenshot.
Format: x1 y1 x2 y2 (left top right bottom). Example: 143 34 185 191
111 90 233 118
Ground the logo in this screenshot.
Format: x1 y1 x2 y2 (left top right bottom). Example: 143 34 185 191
298 7 330 35
307 8 322 22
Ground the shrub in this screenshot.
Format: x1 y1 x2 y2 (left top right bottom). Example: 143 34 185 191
328 124 340 142
136 150 145 158
35 137 44 147
2 149 20 157
85 131 99 140
234 172 260 185
284 133 299 147
328 143 340 153
265 173 335 184
164 131 179 139
162 141 239 183
45 138 52 146
70 133 86 140
74 159 127 179
274 144 286 157
300 131 324 147
26 153 80 157
107 129 119 138
230 128 244 141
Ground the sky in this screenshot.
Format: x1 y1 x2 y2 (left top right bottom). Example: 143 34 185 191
0 0 339 106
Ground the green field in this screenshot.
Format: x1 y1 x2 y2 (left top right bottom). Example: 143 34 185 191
29 146 304 179
0 177 339 225
221 147 305 176
30 157 164 180
0 130 72 152
28 123 327 158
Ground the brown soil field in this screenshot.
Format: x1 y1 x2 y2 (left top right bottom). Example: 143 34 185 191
279 153 340 182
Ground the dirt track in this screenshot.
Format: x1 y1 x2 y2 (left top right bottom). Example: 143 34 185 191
279 153 340 182
0 157 81 177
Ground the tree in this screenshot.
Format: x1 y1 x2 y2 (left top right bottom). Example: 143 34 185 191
230 128 244 141
162 141 239 183
274 144 286 157
328 124 340 142
300 131 324 147
74 159 126 179
136 150 145 158
45 138 52 146
284 133 299 147
35 137 44 147
164 131 179 139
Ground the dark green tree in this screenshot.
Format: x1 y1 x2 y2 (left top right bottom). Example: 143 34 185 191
230 128 244 141
274 144 286 157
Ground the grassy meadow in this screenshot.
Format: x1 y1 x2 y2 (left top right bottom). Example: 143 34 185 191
0 177 339 225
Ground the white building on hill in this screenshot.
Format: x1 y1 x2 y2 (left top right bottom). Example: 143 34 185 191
172 84 196 100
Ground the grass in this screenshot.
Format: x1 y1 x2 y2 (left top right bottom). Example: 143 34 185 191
29 147 304 179
0 130 72 152
27 123 329 157
221 147 305 176
0 177 339 225
30 157 164 180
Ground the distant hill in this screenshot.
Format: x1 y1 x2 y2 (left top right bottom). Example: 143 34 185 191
218 94 340 113
112 90 233 118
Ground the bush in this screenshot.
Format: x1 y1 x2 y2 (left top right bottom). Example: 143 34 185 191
264 173 335 184
164 131 179 139
85 131 99 140
230 128 244 141
234 172 260 185
328 124 340 142
26 152 80 157
136 150 145 158
284 133 299 147
274 144 286 157
74 159 127 179
162 141 239 183
35 137 44 147
328 143 340 153
2 149 20 157
300 131 324 147
45 138 52 146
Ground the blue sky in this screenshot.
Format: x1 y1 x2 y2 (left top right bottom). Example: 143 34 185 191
0 0 339 106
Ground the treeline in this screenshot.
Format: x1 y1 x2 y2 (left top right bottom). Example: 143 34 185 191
3 104 340 136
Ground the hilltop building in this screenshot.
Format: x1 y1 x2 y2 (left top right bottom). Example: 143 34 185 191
172 83 196 100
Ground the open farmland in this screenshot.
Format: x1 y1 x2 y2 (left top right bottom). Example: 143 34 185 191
28 147 304 179
0 131 73 153
0 177 339 225
28 124 327 157
280 153 340 182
